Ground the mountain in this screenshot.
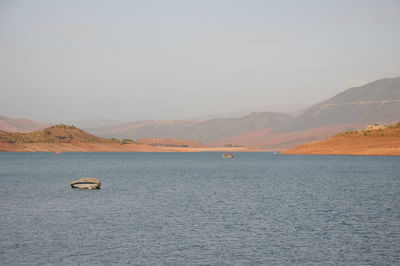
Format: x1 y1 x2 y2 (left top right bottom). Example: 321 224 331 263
87 112 293 143
283 122 400 155
62 119 123 129
286 77 400 132
0 115 49 133
190 76 400 149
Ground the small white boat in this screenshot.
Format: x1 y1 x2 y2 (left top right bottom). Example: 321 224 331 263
70 177 101 189
221 153 234 158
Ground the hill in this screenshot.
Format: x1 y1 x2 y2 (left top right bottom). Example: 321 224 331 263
283 123 400 155
0 124 108 144
286 77 400 132
87 112 293 143
0 115 49 133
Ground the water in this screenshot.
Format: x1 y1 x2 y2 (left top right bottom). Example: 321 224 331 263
0 152 399 265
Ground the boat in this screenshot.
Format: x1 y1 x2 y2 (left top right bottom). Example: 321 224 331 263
221 153 234 158
70 177 101 189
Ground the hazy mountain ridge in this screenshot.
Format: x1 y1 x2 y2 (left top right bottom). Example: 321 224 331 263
64 119 122 129
87 112 293 143
285 76 400 132
0 116 49 133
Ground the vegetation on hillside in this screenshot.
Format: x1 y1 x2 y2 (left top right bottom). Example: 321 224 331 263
109 138 136 144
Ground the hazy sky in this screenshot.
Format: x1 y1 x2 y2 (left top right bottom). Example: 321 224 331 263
1 0 399 123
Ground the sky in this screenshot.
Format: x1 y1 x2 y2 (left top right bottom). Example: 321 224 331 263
0 0 399 123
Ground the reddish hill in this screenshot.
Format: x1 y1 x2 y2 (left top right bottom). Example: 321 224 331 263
0 115 49 133
208 125 360 150
0 124 109 144
283 123 400 155
137 138 206 148
0 124 156 152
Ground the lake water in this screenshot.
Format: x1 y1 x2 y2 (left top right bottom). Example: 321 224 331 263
0 152 399 265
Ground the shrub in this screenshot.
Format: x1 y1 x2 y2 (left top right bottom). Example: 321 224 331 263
109 138 121 143
121 139 135 144
149 143 188 147
6 138 17 143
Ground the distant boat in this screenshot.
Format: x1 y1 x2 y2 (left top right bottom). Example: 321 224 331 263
70 177 101 189
55 151 62 155
221 153 234 158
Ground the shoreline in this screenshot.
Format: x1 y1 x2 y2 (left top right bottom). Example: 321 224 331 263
282 136 400 156
0 142 268 152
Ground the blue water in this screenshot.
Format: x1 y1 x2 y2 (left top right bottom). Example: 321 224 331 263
0 152 399 265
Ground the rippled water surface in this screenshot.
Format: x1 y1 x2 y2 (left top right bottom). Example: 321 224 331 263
1 152 400 265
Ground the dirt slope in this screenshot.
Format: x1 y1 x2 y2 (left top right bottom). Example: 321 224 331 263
283 123 400 155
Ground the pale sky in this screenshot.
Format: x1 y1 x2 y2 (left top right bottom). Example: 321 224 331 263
1 0 399 123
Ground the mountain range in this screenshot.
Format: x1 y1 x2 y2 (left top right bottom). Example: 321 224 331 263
0 115 49 133
1 76 399 150
87 111 293 143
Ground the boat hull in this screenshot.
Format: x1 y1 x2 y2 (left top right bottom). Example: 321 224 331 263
71 183 100 189
70 177 101 189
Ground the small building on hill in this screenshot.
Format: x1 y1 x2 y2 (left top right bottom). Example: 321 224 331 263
366 124 386 130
